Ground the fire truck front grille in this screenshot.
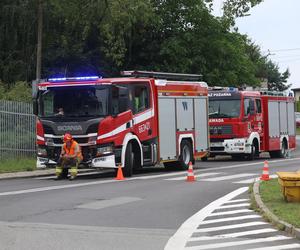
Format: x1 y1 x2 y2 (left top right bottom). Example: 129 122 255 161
44 125 54 134
210 125 232 135
52 137 89 144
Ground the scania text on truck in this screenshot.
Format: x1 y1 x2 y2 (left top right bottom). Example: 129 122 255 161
33 71 209 176
207 87 296 160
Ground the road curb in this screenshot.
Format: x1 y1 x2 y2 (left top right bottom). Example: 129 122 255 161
253 180 300 240
0 169 96 180
0 170 55 180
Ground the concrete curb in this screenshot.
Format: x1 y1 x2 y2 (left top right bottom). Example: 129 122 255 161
253 180 300 239
0 170 54 180
0 169 96 180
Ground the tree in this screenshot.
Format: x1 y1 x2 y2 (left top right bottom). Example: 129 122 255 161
265 61 291 91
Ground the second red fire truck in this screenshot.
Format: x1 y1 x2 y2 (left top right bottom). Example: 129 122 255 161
33 71 209 176
207 87 296 160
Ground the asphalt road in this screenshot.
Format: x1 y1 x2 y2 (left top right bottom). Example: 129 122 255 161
1 142 300 250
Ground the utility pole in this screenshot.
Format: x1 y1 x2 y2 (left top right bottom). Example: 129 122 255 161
36 0 43 81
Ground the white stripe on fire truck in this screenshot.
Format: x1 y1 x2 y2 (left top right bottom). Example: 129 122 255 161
97 109 154 140
36 135 44 141
97 123 128 140
133 109 154 124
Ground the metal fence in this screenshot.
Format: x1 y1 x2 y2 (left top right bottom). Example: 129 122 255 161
0 100 36 159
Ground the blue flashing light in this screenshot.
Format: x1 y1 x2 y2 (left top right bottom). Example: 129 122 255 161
48 76 100 82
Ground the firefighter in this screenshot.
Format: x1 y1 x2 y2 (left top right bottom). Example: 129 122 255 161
56 133 83 180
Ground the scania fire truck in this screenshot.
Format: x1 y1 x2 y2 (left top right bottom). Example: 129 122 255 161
33 71 209 176
207 87 296 160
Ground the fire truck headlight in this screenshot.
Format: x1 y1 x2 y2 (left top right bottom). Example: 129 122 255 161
234 142 244 147
37 146 47 157
97 145 113 156
88 136 97 145
45 138 54 146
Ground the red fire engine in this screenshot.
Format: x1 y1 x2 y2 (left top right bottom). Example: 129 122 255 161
33 71 209 176
207 87 296 160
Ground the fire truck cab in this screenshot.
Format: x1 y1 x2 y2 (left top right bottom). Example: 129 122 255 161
208 87 296 160
33 71 209 176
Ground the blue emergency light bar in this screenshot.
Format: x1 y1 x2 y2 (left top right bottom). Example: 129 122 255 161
48 76 100 82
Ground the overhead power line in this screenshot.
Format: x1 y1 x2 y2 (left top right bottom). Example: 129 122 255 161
268 48 300 53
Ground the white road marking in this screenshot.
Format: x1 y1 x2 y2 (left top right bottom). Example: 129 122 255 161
164 187 249 250
184 236 291 250
194 221 268 233
224 198 249 204
77 197 142 210
203 173 257 182
188 228 277 241
218 203 250 209
207 209 252 217
234 174 278 184
165 172 222 181
199 215 260 225
196 157 300 173
245 243 300 250
0 179 121 196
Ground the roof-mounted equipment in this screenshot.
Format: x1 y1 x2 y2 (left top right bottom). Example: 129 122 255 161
121 70 202 81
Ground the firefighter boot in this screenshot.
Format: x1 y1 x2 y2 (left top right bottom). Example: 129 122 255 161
55 166 63 180
69 166 78 181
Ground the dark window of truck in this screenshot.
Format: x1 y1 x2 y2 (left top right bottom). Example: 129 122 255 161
256 99 262 113
132 84 150 114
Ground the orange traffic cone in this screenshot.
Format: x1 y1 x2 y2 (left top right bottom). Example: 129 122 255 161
186 162 196 182
115 165 125 180
260 160 270 181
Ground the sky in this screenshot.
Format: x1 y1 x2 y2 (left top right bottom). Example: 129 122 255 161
212 0 300 89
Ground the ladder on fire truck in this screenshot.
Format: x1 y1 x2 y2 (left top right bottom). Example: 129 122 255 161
121 70 203 81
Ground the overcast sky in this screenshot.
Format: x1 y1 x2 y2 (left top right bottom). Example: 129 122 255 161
213 0 300 89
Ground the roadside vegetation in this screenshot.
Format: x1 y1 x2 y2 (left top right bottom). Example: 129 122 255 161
297 127 300 135
260 179 300 228
0 158 36 173
0 0 290 96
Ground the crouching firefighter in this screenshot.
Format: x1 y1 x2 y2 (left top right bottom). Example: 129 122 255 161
55 133 83 180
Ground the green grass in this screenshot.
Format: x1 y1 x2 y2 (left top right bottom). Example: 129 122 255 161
297 127 300 135
0 158 36 173
260 179 300 228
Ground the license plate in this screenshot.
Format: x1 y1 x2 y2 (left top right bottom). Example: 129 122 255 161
210 142 223 147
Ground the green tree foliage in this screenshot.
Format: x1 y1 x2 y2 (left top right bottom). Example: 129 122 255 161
2 82 32 103
0 0 290 96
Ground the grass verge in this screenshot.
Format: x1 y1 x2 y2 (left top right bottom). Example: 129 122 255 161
0 158 36 173
297 127 300 135
260 179 300 228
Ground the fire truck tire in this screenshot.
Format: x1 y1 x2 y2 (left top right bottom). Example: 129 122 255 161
246 144 255 161
178 140 194 170
270 141 287 158
279 141 287 158
123 143 134 177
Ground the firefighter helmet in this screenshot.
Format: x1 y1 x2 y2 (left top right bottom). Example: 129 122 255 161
63 133 73 142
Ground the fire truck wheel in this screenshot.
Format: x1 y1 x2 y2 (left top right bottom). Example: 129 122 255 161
270 141 287 158
279 141 287 158
179 140 194 170
123 143 134 177
246 144 255 161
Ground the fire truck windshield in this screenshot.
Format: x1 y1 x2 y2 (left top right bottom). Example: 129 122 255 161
38 86 109 118
209 99 241 118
